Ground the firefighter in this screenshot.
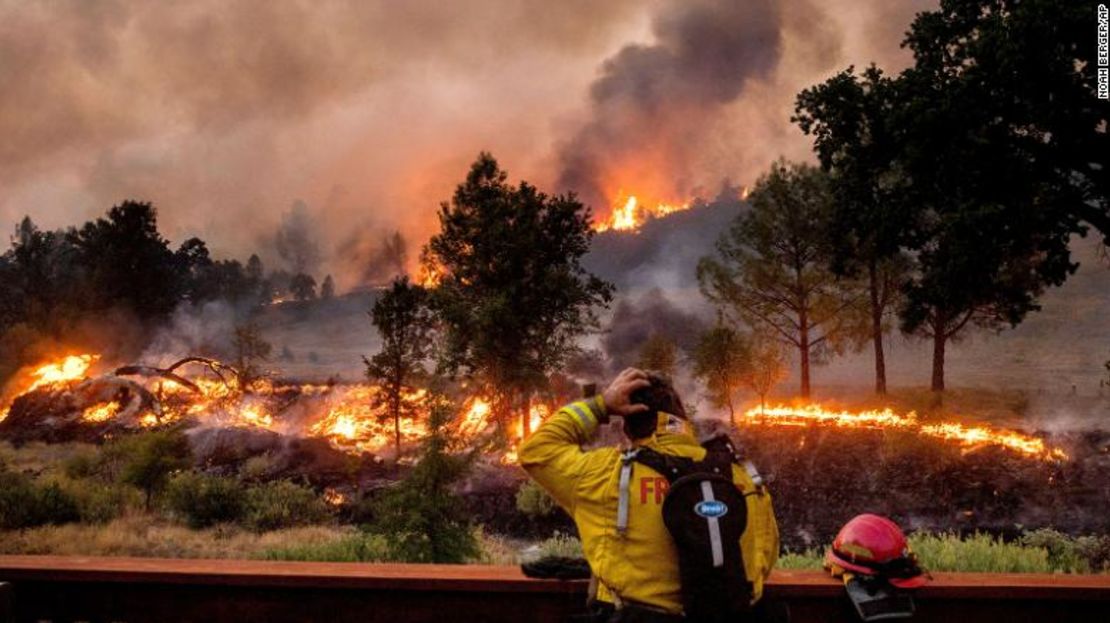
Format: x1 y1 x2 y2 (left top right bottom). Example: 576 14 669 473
519 368 779 622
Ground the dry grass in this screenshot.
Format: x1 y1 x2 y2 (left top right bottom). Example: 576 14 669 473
0 513 353 559
0 440 96 475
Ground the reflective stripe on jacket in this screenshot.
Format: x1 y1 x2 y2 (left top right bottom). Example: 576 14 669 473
519 397 779 614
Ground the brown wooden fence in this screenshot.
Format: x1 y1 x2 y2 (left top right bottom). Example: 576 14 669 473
0 555 1107 622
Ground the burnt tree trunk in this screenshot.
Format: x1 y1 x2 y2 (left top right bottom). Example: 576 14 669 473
931 312 946 393
798 309 811 398
869 260 887 395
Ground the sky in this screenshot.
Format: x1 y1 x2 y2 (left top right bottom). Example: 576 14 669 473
0 0 936 288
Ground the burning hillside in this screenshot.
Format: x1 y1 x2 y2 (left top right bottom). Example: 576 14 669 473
0 353 532 463
0 353 1073 469
743 404 1067 462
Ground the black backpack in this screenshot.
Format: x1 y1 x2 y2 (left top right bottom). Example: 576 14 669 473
623 436 757 623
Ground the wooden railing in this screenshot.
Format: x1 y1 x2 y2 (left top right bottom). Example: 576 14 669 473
0 555 1108 622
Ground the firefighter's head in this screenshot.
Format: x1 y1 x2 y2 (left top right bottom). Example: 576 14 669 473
624 372 686 439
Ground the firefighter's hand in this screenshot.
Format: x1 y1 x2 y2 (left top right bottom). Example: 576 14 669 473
602 368 651 417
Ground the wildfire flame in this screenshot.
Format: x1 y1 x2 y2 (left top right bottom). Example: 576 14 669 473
0 353 100 423
27 354 99 392
593 185 748 233
81 401 120 423
744 403 1067 461
2 353 1065 465
595 195 688 233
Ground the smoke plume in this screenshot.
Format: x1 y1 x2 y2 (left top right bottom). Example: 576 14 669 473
556 0 783 211
0 0 936 289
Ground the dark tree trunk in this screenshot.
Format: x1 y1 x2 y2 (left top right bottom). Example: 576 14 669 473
869 260 887 395
931 313 946 393
799 312 811 398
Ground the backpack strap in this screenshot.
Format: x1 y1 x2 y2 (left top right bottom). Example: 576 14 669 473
616 448 639 535
702 434 765 493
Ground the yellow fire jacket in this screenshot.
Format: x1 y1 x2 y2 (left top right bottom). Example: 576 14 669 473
519 396 779 614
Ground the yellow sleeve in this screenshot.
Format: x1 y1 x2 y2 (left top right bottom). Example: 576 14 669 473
518 395 606 514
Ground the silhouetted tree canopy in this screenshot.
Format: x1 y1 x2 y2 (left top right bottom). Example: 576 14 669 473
794 66 908 394
423 152 613 436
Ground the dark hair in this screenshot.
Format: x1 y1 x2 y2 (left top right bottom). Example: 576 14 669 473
624 372 686 440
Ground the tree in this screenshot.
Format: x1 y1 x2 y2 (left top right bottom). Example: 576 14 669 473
366 397 479 563
289 273 317 301
903 0 1110 245
887 2 1093 392
70 200 183 319
794 66 909 395
697 160 863 398
423 153 613 437
692 325 750 427
741 336 787 415
232 320 272 391
320 274 336 300
365 277 433 460
637 333 679 379
105 428 192 510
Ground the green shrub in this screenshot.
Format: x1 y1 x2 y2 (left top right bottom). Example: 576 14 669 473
71 480 138 524
165 472 245 528
776 548 824 570
0 470 80 529
259 531 391 562
244 480 329 531
910 532 1065 573
0 470 40 529
364 401 479 563
63 449 100 479
515 480 558 517
34 482 80 525
102 429 192 509
536 532 583 559
1019 529 1088 572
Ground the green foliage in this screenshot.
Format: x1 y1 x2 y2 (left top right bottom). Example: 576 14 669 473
423 152 614 431
364 399 479 563
698 160 864 397
62 448 100 479
365 276 433 459
692 325 750 425
259 531 391 562
1020 529 1110 573
244 480 330 532
780 532 1110 574
515 480 558 517
165 472 246 529
910 533 1058 573
536 532 584 559
103 428 192 510
0 470 80 529
68 480 137 524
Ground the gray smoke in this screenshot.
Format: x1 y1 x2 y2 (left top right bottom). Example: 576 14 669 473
601 288 710 373
556 0 784 210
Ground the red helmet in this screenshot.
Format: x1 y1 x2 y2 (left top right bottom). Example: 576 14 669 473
825 514 927 588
